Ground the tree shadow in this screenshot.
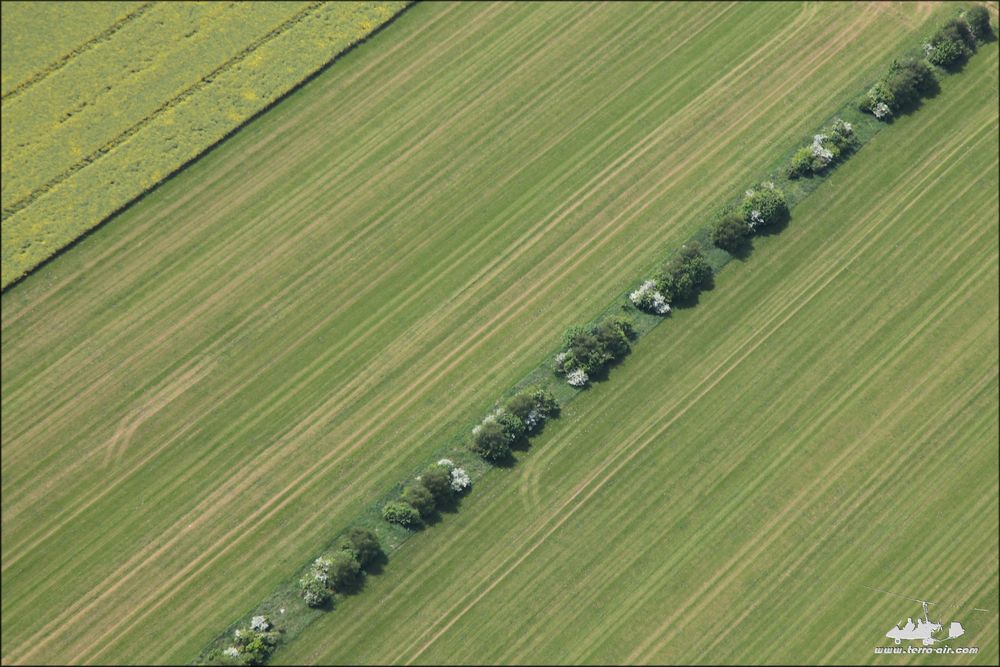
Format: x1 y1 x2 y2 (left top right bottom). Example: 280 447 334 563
754 212 791 239
362 550 389 576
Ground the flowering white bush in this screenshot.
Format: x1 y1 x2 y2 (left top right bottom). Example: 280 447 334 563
923 42 934 56
523 408 542 431
566 368 589 387
450 467 471 492
234 629 244 640
310 557 331 585
224 646 240 658
437 458 454 469
250 615 270 632
811 134 834 166
629 280 671 315
747 209 765 231
873 102 891 120
300 572 329 607
553 351 569 375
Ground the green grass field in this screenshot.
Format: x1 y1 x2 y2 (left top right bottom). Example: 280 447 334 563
1 2 994 665
275 36 1000 665
0 0 406 288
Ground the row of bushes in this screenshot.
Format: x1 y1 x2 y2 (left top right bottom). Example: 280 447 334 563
297 527 383 608
860 6 992 121
785 119 860 179
553 316 637 387
708 182 790 254
471 386 560 462
383 458 473 526
219 616 280 666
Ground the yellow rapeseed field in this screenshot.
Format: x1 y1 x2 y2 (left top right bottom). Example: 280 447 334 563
0 1 408 288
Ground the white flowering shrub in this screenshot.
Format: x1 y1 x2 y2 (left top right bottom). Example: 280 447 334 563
450 467 471 492
810 134 834 166
300 572 330 607
629 280 671 315
250 615 270 632
311 556 331 585
566 368 589 387
873 102 891 120
437 458 454 469
788 119 857 179
740 185 788 231
523 408 542 431
228 622 279 665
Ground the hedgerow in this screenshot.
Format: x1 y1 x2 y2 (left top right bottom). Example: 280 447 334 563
785 118 860 179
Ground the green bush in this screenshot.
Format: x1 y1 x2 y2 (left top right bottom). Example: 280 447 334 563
926 18 975 69
558 326 613 375
383 500 421 527
592 316 635 360
504 392 537 423
710 211 751 252
740 186 788 231
656 242 714 303
420 463 454 506
554 316 636 386
927 36 969 68
472 419 513 462
504 386 559 433
827 118 860 153
786 146 814 179
962 5 992 41
402 483 436 518
341 527 382 568
300 574 331 607
886 58 937 109
326 550 362 591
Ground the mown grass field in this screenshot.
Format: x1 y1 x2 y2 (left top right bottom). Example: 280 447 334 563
0 0 406 288
277 38 1000 665
0 2 985 664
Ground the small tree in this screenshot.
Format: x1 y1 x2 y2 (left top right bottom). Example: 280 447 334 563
885 58 937 109
300 574 331 607
710 211 751 251
504 392 536 423
963 5 992 41
420 463 454 506
342 527 382 568
530 387 559 417
327 550 361 590
740 186 788 231
657 243 713 303
472 420 512 463
402 483 436 518
495 410 527 445
383 501 421 527
926 18 975 69
786 146 814 179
